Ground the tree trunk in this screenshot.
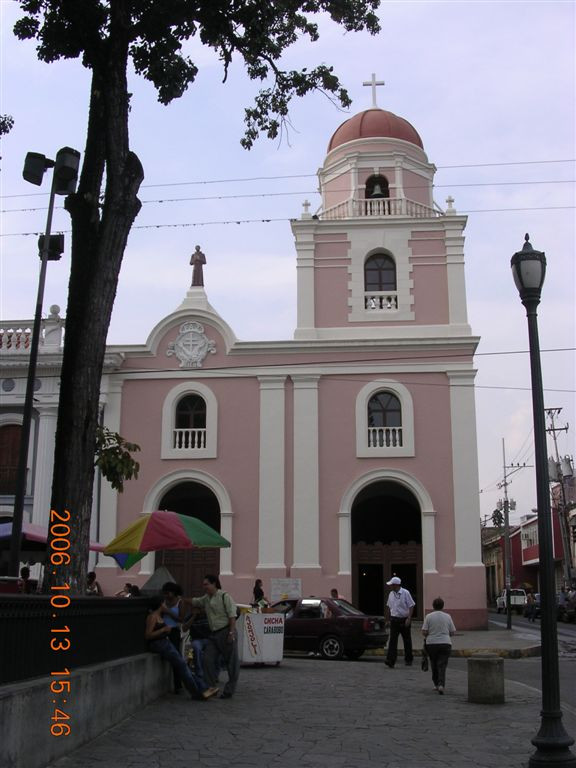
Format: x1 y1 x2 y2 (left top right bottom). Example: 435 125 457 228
43 15 143 594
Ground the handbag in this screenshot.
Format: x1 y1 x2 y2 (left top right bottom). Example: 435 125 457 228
421 644 428 671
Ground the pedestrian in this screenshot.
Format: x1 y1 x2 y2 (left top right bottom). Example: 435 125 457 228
145 597 219 700
421 597 456 695
526 591 536 622
187 574 240 699
252 578 269 609
384 576 415 668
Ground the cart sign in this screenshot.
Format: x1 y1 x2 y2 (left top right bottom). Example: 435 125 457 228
238 613 285 664
270 578 302 602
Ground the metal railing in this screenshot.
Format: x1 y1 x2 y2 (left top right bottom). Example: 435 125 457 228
0 595 151 684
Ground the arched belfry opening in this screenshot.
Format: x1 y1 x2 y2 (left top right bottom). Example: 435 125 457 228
157 481 221 594
365 174 389 199
351 481 422 618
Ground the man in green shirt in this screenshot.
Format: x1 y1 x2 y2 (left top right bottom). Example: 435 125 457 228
188 574 239 699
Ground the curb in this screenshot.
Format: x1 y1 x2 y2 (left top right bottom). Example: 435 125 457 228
365 646 541 659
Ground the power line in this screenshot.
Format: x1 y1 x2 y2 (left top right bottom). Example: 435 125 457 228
1 158 574 199
2 179 574 214
2 204 575 238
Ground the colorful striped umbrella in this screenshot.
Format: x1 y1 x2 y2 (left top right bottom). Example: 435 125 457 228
103 510 230 571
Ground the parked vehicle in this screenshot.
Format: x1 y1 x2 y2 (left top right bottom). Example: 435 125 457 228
270 597 388 660
558 591 576 623
496 588 527 614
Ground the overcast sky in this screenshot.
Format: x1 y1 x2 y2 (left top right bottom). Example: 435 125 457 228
1 0 574 526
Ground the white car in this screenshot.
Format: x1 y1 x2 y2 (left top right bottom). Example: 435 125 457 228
496 589 527 614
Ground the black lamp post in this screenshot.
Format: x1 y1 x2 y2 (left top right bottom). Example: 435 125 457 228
511 234 576 767
9 147 80 576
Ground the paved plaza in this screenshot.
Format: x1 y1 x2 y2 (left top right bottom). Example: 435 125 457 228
49 627 576 768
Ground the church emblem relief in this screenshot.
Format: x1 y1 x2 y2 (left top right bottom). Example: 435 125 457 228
166 322 216 368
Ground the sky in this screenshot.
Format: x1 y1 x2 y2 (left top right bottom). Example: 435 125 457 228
0 0 575 527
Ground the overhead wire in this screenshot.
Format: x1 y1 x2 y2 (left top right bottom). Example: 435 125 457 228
1 157 574 200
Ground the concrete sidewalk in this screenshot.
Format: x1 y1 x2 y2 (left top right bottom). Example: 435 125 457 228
371 619 542 659
48 624 575 768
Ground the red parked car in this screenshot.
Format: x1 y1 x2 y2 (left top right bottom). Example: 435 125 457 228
270 597 388 660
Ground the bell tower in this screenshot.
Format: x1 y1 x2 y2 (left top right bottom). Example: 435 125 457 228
291 92 471 343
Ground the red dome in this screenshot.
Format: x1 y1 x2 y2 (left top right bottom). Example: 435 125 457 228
328 109 423 151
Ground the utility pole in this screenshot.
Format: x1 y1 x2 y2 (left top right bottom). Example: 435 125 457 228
545 408 574 585
495 439 527 630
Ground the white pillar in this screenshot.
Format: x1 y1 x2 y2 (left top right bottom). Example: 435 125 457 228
31 405 58 528
445 219 470 327
422 510 438 573
292 222 317 339
96 377 123 569
337 510 351 575
448 370 483 567
257 376 286 569
292 375 320 568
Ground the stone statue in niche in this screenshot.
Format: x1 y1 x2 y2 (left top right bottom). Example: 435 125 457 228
190 245 206 287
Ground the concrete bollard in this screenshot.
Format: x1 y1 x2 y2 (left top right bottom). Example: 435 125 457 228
467 653 505 704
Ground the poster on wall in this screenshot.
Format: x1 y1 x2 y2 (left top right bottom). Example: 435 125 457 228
270 578 302 602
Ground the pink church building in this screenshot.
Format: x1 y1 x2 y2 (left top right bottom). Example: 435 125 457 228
1 105 487 628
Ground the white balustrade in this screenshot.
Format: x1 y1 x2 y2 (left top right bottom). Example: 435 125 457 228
367 426 403 448
319 196 440 221
364 292 399 311
172 428 207 450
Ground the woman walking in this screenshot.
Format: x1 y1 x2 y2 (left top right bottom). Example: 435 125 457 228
421 597 456 695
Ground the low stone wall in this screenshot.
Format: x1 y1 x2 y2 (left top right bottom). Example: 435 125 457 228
0 654 171 768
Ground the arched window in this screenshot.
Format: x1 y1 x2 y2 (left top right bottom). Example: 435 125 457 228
367 392 402 447
356 381 414 457
176 394 206 430
174 395 207 449
162 383 217 457
364 253 398 311
0 424 22 494
365 254 396 292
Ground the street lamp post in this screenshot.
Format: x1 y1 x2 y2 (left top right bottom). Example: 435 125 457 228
510 234 576 767
9 147 80 576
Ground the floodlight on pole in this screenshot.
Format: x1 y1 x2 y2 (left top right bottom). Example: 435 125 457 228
9 147 80 577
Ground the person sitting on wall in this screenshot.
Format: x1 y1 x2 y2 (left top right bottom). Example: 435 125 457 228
86 571 103 596
145 596 219 701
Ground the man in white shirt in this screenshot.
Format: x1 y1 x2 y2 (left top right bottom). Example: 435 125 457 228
384 576 415 668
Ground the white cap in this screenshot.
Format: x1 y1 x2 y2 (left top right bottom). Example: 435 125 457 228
386 576 401 586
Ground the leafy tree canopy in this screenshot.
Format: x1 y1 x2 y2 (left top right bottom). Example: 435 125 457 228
15 0 380 147
0 114 14 136
12 0 380 593
95 426 140 493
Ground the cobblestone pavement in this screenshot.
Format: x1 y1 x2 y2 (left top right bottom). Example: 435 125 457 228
49 655 576 768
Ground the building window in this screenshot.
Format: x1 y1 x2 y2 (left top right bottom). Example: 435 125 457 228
0 423 22 493
162 382 217 459
367 391 402 448
174 394 207 449
364 253 398 311
356 380 415 457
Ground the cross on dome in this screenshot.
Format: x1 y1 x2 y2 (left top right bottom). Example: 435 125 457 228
362 73 385 108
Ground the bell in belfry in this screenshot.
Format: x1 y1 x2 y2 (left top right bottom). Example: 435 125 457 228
371 182 386 199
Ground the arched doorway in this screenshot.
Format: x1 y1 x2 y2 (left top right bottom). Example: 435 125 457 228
157 481 221 594
351 481 422 618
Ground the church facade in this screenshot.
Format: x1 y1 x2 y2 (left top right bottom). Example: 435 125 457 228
1 105 487 628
